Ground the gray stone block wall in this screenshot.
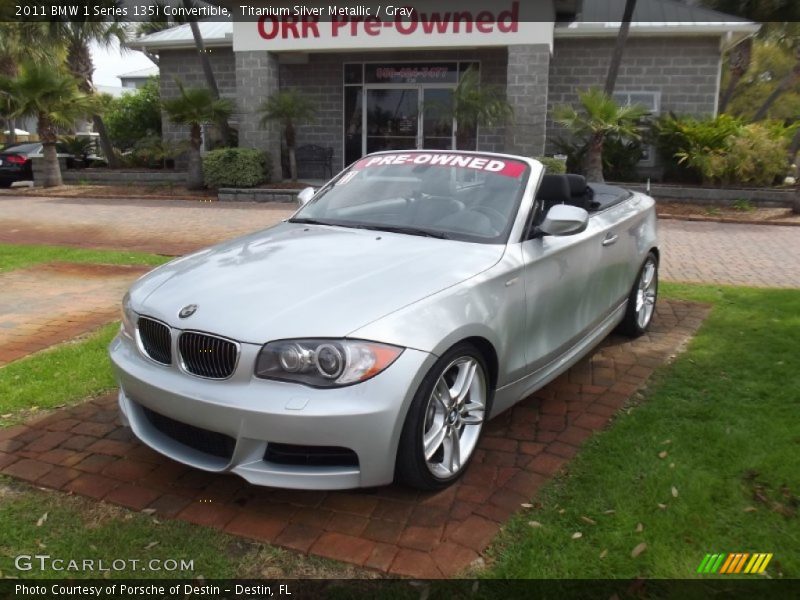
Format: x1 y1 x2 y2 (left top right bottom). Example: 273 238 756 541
506 44 551 158
235 51 282 180
546 36 721 153
159 48 237 151
280 48 509 173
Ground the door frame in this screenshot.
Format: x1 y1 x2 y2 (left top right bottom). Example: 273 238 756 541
361 83 457 154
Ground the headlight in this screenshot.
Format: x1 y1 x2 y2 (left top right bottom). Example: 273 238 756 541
255 339 403 388
120 292 136 339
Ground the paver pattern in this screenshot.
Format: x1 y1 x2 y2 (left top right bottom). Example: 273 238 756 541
2 196 799 286
0 263 150 366
659 220 800 288
0 196 292 255
0 300 709 578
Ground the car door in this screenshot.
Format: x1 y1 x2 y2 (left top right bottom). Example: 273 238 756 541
520 210 614 377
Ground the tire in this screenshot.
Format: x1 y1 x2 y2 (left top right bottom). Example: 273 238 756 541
395 342 493 490
618 251 659 338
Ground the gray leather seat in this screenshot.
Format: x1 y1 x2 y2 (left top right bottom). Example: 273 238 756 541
414 169 464 226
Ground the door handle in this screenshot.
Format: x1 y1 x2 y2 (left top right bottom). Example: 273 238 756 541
602 233 618 247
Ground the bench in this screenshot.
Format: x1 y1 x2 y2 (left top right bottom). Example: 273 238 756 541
293 144 333 179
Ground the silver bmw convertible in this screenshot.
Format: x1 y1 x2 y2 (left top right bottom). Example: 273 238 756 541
110 151 658 491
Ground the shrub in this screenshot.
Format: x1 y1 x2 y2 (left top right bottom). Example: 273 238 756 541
202 148 271 188
653 114 793 186
535 156 566 174
725 124 791 186
120 135 182 169
104 78 162 152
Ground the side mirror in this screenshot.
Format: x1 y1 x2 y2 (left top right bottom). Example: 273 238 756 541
297 187 315 206
537 204 589 236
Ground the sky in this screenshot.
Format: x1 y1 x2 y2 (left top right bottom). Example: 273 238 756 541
91 38 155 88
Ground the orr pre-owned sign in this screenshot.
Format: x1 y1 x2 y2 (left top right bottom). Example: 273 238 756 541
232 1 555 52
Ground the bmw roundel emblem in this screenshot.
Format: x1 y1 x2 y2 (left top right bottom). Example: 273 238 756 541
179 304 198 319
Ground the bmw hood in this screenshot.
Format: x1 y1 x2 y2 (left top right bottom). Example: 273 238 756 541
129 222 505 344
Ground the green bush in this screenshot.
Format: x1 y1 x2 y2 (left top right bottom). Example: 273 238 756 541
653 114 793 186
535 156 566 174
104 78 162 152
202 148 271 188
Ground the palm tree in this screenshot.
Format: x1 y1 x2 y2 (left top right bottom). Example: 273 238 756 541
7 63 95 187
162 80 233 190
445 66 513 150
554 88 648 183
257 90 315 181
0 23 60 144
603 0 637 95
49 16 129 167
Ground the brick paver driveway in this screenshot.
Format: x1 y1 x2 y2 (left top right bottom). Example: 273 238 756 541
1 195 799 287
0 263 149 366
0 195 293 255
659 220 800 288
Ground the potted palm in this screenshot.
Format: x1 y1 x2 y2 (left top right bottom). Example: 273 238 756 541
162 80 233 190
257 89 315 182
554 88 647 183
449 66 513 150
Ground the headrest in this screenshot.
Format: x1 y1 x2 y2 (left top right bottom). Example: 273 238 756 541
566 174 587 198
535 174 571 203
420 169 452 197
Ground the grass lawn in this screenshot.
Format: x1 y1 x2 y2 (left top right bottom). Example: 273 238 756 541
0 243 168 274
0 324 120 427
485 283 800 579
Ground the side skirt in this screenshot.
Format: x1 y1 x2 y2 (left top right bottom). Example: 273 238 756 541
491 302 627 418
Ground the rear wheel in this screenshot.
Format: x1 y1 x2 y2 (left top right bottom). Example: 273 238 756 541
618 251 658 337
396 343 491 490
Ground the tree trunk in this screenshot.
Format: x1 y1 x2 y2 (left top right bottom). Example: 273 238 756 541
585 133 605 183
67 39 121 168
285 122 298 181
718 38 752 113
4 117 16 145
753 46 800 121
92 115 119 168
186 123 204 190
289 147 298 182
603 0 637 96
38 115 62 187
184 4 232 145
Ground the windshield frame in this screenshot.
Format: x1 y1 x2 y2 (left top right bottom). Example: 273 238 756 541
290 151 531 245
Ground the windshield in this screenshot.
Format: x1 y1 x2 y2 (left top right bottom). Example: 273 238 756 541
291 152 529 243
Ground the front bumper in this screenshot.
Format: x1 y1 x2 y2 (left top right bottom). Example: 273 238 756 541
109 333 436 489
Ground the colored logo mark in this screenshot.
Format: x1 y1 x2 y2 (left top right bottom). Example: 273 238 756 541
697 553 772 574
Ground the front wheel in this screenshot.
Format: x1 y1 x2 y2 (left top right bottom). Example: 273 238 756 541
618 251 659 337
395 343 492 490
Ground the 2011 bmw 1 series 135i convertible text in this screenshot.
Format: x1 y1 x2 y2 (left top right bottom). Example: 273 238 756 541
109 151 658 491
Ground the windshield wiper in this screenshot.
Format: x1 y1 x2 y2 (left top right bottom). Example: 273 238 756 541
289 217 337 226
351 224 450 239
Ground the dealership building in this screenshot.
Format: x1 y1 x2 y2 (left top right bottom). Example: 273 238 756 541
131 0 758 179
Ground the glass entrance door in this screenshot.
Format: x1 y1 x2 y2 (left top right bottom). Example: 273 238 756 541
365 89 419 154
422 88 454 150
